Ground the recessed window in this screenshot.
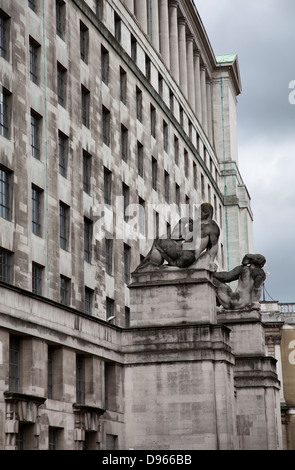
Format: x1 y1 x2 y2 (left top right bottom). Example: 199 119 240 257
0 247 12 283
124 243 130 285
59 201 70 250
0 88 11 139
0 166 11 220
32 262 43 295
120 67 127 104
81 85 90 128
184 149 189 177
57 63 67 107
164 171 170 203
163 120 168 152
58 131 68 178
29 37 40 84
84 217 92 263
104 168 112 206
114 12 121 42
121 125 128 162
101 46 109 84
102 106 110 146
122 184 129 222
150 104 156 138
32 185 42 236
137 141 143 177
83 150 91 194
76 355 85 403
105 238 113 275
131 34 136 63
136 87 142 121
85 287 93 315
30 110 41 159
60 274 70 305
152 157 157 191
9 335 20 392
0 11 9 60
56 0 66 39
80 21 89 63
106 297 114 321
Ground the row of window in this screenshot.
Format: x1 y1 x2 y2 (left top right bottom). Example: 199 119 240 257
9 333 118 449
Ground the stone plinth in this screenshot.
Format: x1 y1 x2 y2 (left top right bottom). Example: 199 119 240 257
216 308 265 356
129 267 217 327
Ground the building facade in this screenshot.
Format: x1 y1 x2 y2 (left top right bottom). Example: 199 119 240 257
0 0 253 449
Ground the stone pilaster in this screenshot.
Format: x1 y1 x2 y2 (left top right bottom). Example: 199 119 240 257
159 0 170 68
135 0 148 34
123 0 134 15
194 49 202 123
168 0 179 83
200 64 208 132
178 17 187 98
151 0 160 51
186 34 195 112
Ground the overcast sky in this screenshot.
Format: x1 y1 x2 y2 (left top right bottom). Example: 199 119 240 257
195 0 295 303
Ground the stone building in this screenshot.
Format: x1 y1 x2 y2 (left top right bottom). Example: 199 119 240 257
0 0 256 450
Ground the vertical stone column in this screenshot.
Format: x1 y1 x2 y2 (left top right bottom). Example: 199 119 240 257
159 0 170 68
186 34 195 112
151 0 160 51
135 0 148 34
206 77 213 143
178 17 187 98
124 0 134 15
168 0 179 83
194 49 202 123
200 64 208 133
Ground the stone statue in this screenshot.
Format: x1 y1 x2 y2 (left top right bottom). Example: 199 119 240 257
212 254 266 310
134 203 220 272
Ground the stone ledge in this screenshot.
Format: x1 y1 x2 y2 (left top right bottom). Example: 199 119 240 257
217 308 262 324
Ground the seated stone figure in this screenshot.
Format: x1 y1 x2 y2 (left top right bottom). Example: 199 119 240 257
134 203 220 272
212 254 266 310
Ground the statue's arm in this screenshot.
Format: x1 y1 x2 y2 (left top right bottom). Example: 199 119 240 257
213 265 242 283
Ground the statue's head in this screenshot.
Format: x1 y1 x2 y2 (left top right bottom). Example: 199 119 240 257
242 254 266 268
200 203 213 220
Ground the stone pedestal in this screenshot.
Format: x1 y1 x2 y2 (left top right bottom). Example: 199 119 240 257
129 267 217 327
124 267 238 450
217 307 282 450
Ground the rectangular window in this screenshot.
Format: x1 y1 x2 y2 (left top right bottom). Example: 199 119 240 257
138 197 145 236
32 185 42 236
105 238 113 275
85 287 93 315
174 136 179 165
9 336 20 392
125 307 130 328
31 110 41 159
136 87 142 121
137 141 143 177
49 428 59 451
58 131 68 177
193 162 197 189
29 38 39 84
0 88 10 138
0 11 9 60
81 85 90 128
104 168 112 206
201 173 205 199
145 55 151 81
76 355 85 404
164 171 170 203
57 63 66 107
47 346 54 399
131 34 136 63
158 74 163 98
84 217 92 263
59 202 69 250
152 157 157 191
184 149 189 177
60 275 70 305
56 0 65 39
121 125 128 162
32 262 43 295
150 104 156 138
120 67 127 104
102 106 110 146
101 46 109 84
0 167 11 220
83 150 91 194
106 297 114 321
114 12 121 42
163 120 168 152
80 21 89 63
28 0 36 12
0 247 12 283
175 183 180 207
153 210 159 240
124 243 130 285
123 184 129 222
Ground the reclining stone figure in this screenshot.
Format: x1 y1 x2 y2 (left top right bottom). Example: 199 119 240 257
212 253 266 310
134 203 220 272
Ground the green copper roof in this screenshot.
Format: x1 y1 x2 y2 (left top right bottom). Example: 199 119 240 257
216 54 237 64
